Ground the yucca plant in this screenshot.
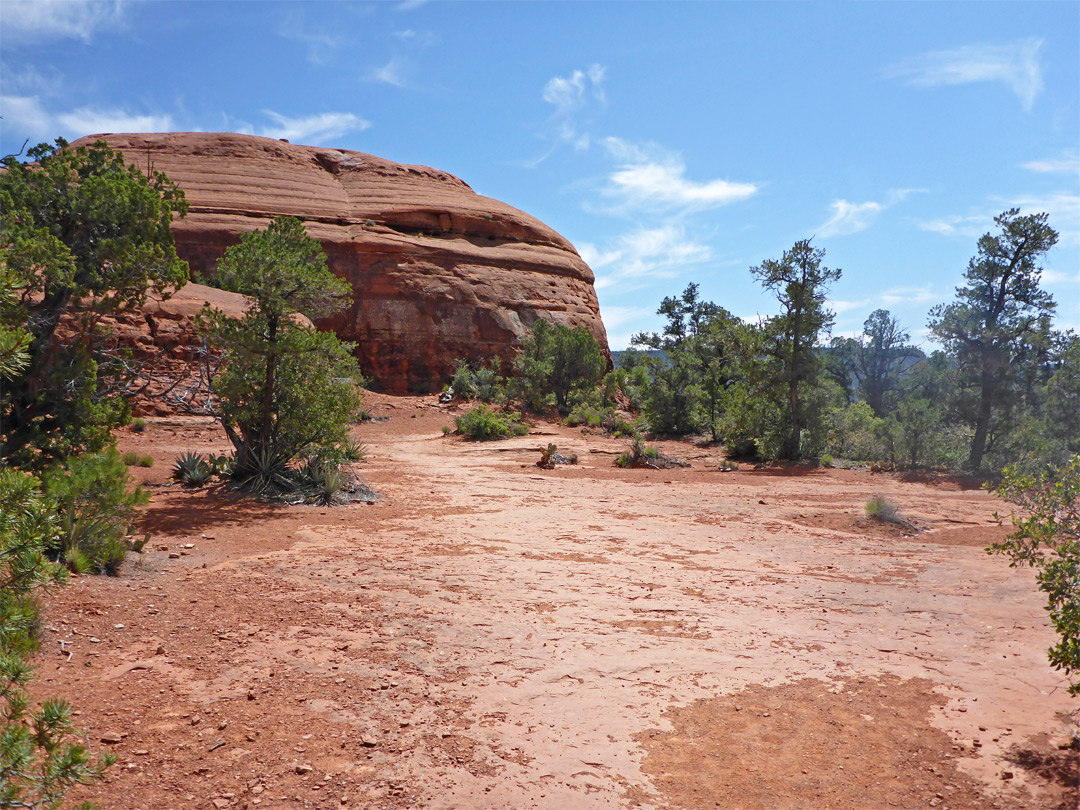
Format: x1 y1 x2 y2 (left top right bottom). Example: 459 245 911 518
300 461 346 505
341 436 367 463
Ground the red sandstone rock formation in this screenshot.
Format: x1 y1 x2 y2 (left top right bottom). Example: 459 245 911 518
71 132 608 393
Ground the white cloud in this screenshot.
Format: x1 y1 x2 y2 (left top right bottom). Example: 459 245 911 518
591 225 712 291
1022 152 1080 176
599 137 758 213
828 297 874 315
818 200 884 237
1 0 126 42
816 189 919 237
920 194 1080 246
1042 268 1080 286
1 95 174 141
0 95 53 139
368 59 409 88
542 65 606 116
886 37 1044 110
56 106 174 136
258 111 370 144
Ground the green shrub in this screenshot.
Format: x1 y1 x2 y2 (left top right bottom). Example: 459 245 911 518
989 455 1080 694
172 451 212 486
122 450 139 466
450 359 505 403
130 418 147 433
565 402 609 428
340 436 366 463
820 453 834 468
41 448 146 575
137 454 153 468
865 495 900 523
1 468 115 804
456 405 513 440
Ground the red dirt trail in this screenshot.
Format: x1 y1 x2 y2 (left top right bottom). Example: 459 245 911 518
32 394 1078 809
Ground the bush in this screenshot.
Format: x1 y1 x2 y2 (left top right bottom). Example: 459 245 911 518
450 360 505 403
1 468 115 805
455 405 514 440
122 450 154 468
129 418 147 433
989 455 1080 694
820 453 834 468
41 449 146 575
565 402 608 428
865 495 899 523
172 451 212 486
512 319 606 414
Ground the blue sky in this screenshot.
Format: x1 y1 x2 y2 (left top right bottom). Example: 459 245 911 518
2 1 1078 349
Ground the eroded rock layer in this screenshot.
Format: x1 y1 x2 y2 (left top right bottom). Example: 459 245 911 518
72 132 608 392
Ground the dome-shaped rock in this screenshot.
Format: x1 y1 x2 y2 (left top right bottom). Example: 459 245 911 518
71 132 608 393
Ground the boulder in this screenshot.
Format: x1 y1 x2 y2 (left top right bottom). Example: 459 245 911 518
71 132 609 393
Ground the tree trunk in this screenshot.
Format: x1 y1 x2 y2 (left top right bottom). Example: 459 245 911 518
784 377 801 460
969 361 994 470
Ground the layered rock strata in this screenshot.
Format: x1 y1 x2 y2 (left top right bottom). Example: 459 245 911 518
72 132 608 392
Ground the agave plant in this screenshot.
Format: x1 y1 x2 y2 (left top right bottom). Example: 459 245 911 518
172 451 211 486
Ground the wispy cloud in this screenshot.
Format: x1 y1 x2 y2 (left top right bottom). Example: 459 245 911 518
0 95 54 139
525 64 608 165
599 137 758 214
258 111 370 144
588 224 713 291
278 13 343 66
368 59 409 88
1 0 126 43
817 189 918 237
920 193 1080 246
886 37 1044 110
0 95 174 140
56 106 174 135
543 65 606 116
1022 151 1080 175
1042 268 1080 286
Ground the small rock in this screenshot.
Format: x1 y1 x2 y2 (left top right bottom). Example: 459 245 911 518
360 733 379 747
168 552 181 559
155 644 166 655
113 624 125 629
295 763 314 774
212 800 230 809
133 749 150 756
247 690 256 701
1001 771 1014 780
190 715 201 726
100 732 123 744
89 637 100 644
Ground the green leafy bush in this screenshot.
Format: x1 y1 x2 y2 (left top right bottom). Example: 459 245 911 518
450 360 505 403
511 319 606 415
129 418 147 433
455 405 514 441
41 449 146 575
989 455 1080 694
820 453 834 468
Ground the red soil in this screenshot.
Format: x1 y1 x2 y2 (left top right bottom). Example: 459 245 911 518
31 394 1078 809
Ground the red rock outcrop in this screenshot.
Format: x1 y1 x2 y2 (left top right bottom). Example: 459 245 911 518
71 132 608 393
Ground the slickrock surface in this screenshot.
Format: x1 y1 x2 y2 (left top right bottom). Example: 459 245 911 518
38 396 1079 810
71 132 608 392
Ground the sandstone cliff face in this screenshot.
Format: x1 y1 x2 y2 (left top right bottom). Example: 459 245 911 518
72 132 608 392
